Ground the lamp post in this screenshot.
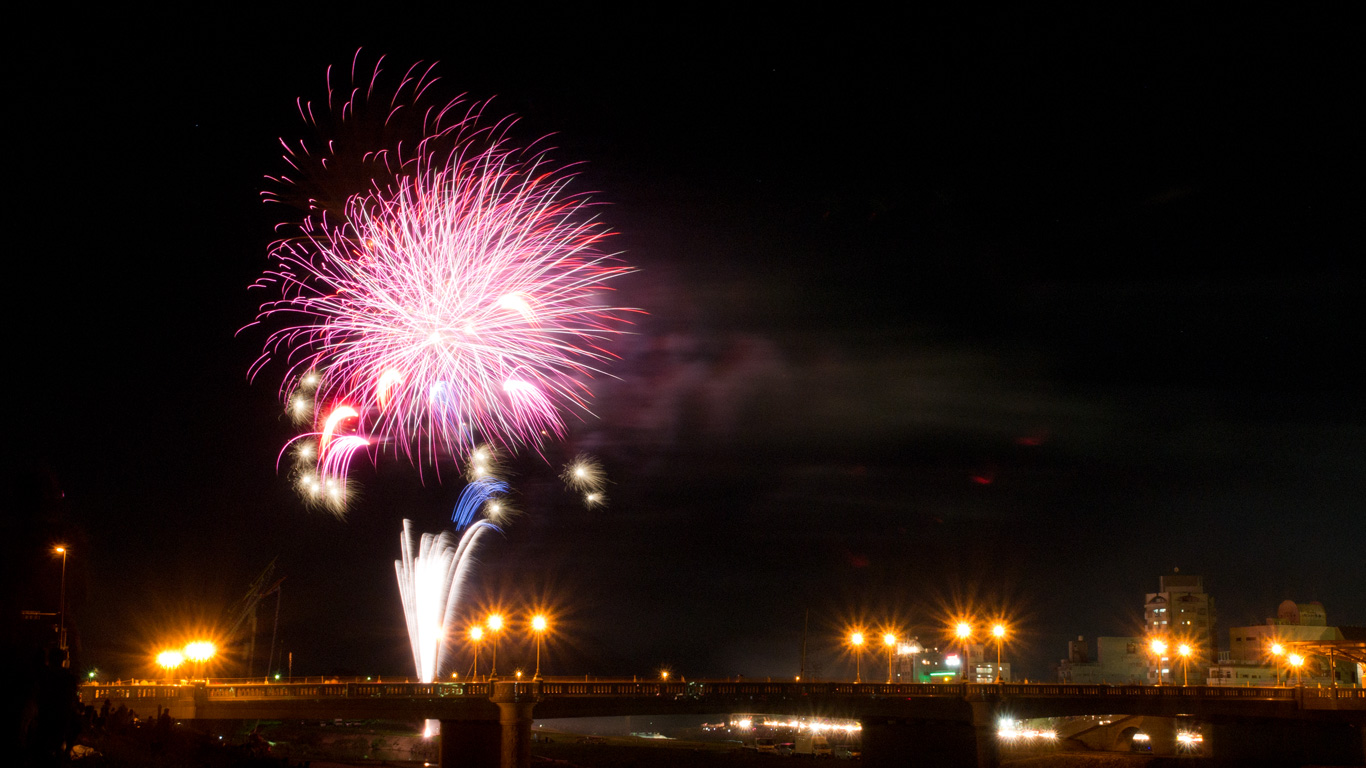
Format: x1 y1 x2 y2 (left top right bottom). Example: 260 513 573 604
955 623 973 682
1177 643 1192 686
1149 639 1168 686
469 626 484 681
531 615 548 681
55 546 69 667
882 633 897 684
850 632 865 683
157 649 185 682
1287 653 1305 687
991 623 1007 683
1270 643 1285 686
486 614 503 680
184 641 216 681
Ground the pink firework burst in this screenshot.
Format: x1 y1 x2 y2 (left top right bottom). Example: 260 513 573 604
249 55 637 496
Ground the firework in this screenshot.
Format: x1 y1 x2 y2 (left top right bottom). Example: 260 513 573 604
250 55 637 506
561 454 608 507
395 517 501 684
451 477 510 530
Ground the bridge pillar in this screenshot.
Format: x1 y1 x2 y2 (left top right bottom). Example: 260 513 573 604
496 700 537 768
969 700 1001 768
860 714 999 768
1207 719 1365 765
438 719 501 767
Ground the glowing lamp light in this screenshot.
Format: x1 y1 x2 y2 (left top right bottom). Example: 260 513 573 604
184 641 216 663
992 623 1006 639
532 615 548 632
850 632 864 647
470 626 484 641
883 633 897 647
956 622 972 639
157 650 185 670
1150 639 1167 655
487 614 504 632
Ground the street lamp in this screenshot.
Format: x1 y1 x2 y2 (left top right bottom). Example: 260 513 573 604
531 614 548 681
955 623 973 682
483 612 499 677
184 641 216 681
157 649 185 682
1177 643 1192 686
469 626 484 681
882 633 897 683
486 614 504 680
55 546 69 668
1149 639 1168 686
1269 643 1285 686
850 632 865 683
1287 653 1305 686
991 623 1007 683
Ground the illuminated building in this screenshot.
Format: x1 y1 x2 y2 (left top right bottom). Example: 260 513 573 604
1144 570 1215 683
1207 600 1363 687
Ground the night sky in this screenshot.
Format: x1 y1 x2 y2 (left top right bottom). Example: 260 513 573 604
7 10 1362 685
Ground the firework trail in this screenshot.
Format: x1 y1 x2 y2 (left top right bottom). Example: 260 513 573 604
451 477 509 530
249 54 637 509
395 517 501 684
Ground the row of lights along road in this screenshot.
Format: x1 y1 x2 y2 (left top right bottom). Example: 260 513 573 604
466 612 551 681
849 621 1011 684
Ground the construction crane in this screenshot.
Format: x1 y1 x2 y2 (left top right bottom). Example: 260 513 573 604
223 559 284 679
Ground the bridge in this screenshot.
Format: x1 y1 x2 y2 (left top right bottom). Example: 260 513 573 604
81 679 1366 767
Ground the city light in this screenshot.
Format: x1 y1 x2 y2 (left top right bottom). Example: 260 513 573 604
1287 652 1305 686
849 631 865 683
157 650 185 671
185 641 216 662
469 625 485 681
487 613 504 679
991 623 1008 682
1149 638 1168 685
1177 731 1204 745
531 614 549 680
882 632 897 683
1269 642 1286 686
955 622 972 682
1178 643 1192 686
54 546 69 668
